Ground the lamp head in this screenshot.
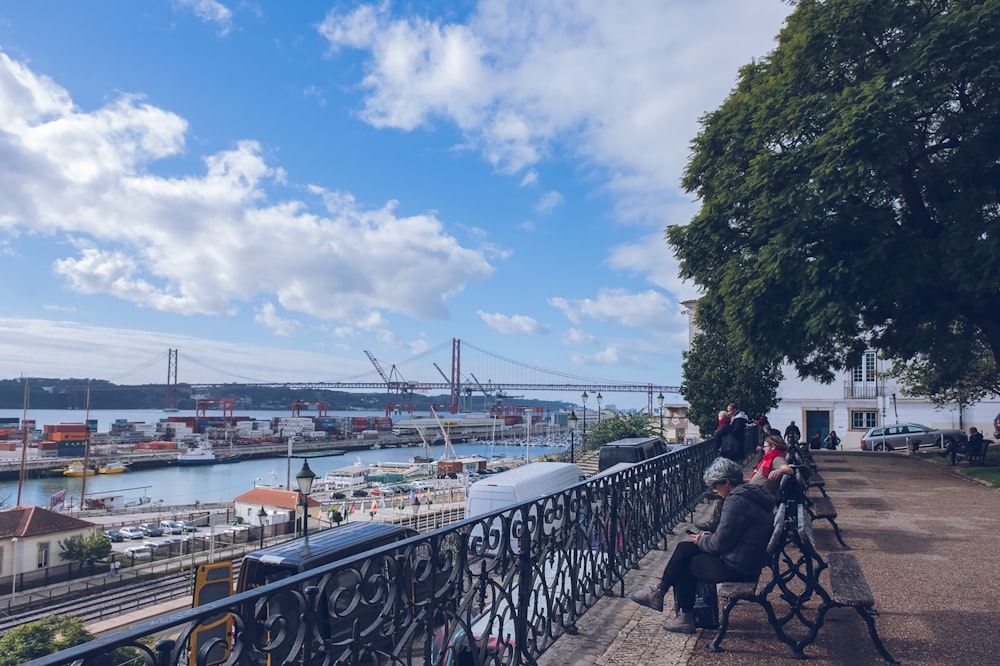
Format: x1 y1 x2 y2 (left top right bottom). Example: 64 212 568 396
582 391 588 403
568 410 578 430
296 460 317 495
657 392 664 406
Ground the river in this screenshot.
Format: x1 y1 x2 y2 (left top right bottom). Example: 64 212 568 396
0 409 563 508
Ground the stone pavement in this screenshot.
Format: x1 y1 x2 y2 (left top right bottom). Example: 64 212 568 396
539 451 1000 666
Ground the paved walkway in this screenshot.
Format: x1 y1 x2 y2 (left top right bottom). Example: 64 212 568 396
540 451 1000 666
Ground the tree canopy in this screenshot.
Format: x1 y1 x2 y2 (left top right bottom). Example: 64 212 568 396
0 616 93 666
668 0 1000 393
681 322 782 434
584 411 659 448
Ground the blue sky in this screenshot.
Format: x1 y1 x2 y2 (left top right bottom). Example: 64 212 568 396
0 1 792 409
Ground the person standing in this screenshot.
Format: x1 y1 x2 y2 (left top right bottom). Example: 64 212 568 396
809 432 823 450
784 421 801 445
824 430 841 450
721 403 748 460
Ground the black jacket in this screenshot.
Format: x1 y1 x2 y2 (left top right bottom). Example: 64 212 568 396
697 482 775 577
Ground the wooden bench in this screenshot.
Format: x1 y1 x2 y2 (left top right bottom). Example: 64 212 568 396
793 505 899 665
955 439 992 465
794 467 849 549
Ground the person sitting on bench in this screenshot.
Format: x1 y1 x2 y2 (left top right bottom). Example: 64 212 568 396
941 427 983 465
627 457 775 634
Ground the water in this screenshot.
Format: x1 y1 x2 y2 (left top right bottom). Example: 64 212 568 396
0 409 564 508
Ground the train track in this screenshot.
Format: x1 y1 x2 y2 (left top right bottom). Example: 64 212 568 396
0 561 244 635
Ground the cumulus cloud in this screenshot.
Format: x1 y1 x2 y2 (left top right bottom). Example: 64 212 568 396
317 1 790 219
549 288 676 329
254 302 302 337
0 52 493 328
606 230 700 300
478 310 549 335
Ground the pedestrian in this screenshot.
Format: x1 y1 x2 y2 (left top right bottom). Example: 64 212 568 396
627 457 774 633
823 430 841 450
718 403 747 461
784 421 801 446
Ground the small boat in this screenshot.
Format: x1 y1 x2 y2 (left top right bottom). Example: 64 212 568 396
63 461 96 477
176 441 242 466
97 461 129 474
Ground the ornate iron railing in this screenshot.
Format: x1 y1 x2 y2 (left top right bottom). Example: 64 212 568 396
29 443 717 666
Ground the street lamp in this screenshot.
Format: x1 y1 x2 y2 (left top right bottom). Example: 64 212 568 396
568 410 578 464
581 392 588 453
657 392 665 438
525 409 533 462
596 392 602 424
296 460 316 553
257 506 267 549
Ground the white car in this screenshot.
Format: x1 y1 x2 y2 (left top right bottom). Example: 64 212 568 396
119 526 145 540
160 519 184 534
123 546 151 559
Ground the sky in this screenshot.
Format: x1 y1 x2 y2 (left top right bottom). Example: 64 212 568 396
0 1 793 410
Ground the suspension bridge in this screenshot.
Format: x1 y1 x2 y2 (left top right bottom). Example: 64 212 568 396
166 339 680 414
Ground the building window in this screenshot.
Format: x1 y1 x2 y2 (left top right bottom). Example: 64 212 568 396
852 352 877 383
851 410 878 430
37 542 49 568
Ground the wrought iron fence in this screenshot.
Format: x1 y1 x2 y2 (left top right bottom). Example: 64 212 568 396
29 442 717 666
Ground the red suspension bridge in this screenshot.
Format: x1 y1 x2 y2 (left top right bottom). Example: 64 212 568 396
170 338 680 414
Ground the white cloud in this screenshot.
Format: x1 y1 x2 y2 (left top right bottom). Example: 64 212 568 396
254 302 302 337
317 1 790 220
478 310 549 335
519 170 538 187
549 288 676 329
562 328 595 345
535 190 564 214
176 0 234 36
606 230 699 300
0 53 494 328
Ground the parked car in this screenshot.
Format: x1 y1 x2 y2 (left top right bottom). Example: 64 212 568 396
181 520 198 532
123 546 152 559
352 489 369 497
139 523 163 537
104 529 123 543
159 519 184 534
119 526 145 540
860 423 967 451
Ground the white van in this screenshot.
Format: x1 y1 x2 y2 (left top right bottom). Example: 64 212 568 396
466 462 584 554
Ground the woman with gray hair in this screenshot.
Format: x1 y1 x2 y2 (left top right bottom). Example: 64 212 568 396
628 457 775 633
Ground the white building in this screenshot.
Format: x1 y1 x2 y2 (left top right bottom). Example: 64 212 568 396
681 300 1000 449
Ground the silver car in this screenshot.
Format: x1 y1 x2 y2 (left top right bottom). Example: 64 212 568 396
860 423 966 451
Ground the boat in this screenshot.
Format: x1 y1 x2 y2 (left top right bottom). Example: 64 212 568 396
63 461 96 477
97 461 130 474
175 441 242 466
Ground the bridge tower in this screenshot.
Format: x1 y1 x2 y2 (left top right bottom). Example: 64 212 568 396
165 349 178 410
450 338 461 414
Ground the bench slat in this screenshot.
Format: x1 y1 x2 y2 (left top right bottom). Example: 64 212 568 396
810 496 837 519
827 552 874 607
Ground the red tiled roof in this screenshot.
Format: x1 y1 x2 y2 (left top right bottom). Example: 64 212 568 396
0 505 96 538
233 487 321 510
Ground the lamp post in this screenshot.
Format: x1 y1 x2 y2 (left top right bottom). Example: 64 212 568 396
657 392 665 438
581 391 588 453
9 537 17 606
296 460 316 554
257 506 267 549
596 392 602 424
524 409 533 462
568 410 578 464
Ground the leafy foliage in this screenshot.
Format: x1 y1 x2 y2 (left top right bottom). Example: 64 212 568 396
891 338 999 409
668 0 1000 394
681 323 782 434
584 411 658 449
59 533 112 573
0 616 94 666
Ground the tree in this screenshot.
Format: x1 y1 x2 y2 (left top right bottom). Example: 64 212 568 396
59 533 112 574
668 0 1000 393
585 411 658 448
681 324 782 435
890 338 998 422
0 616 94 666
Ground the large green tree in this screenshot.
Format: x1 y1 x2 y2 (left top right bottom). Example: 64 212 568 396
668 0 1000 393
681 324 782 434
584 411 658 448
